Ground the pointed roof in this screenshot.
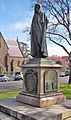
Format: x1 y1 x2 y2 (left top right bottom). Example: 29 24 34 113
6 40 23 58
0 32 8 49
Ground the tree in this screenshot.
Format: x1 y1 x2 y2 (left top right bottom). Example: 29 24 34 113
56 60 62 65
17 38 31 61
34 0 71 83
48 55 69 70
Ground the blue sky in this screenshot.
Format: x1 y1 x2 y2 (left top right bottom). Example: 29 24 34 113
0 0 69 56
0 0 33 42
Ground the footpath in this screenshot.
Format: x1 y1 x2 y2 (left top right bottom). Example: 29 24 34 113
0 98 71 120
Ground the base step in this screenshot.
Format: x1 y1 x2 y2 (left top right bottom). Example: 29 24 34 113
0 98 71 120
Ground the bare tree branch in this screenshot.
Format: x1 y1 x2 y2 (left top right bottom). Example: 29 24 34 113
33 0 71 83
47 37 69 55
47 32 71 45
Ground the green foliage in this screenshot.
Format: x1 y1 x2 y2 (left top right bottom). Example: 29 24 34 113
60 84 71 98
0 89 21 98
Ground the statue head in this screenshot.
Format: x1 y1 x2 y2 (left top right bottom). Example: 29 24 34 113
35 3 42 13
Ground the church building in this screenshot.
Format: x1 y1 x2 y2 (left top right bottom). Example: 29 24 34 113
0 32 24 74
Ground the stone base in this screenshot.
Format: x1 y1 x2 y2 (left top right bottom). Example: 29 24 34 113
0 98 71 120
16 92 66 107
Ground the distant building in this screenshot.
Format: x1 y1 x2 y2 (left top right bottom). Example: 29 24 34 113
0 32 8 73
6 39 24 72
0 32 24 73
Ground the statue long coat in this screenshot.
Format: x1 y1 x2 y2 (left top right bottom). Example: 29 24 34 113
31 12 48 58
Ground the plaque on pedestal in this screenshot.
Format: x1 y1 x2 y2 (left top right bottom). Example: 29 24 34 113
24 69 38 94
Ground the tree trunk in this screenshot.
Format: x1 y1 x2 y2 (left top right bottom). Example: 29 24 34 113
68 52 71 84
68 69 71 84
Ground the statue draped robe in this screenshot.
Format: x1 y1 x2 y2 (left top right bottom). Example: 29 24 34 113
31 12 48 58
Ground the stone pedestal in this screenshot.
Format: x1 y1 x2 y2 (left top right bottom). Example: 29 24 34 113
16 58 65 107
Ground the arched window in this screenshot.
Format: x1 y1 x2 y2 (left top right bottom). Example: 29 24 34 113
0 66 3 74
4 54 8 71
0 66 1 73
11 59 14 71
17 60 20 67
22 60 25 65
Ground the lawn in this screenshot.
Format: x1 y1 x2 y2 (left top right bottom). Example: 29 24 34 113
0 89 21 98
60 84 71 98
0 84 71 98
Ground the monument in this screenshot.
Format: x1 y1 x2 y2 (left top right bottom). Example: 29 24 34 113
31 3 48 58
16 3 65 107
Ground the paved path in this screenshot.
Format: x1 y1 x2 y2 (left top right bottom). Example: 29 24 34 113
0 81 22 91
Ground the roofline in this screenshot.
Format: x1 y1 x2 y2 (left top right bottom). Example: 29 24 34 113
9 55 23 58
0 32 9 49
17 38 24 57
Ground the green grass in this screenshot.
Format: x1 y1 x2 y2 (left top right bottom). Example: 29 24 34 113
0 84 71 98
60 84 71 98
0 89 21 98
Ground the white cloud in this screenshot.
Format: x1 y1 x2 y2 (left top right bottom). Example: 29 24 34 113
0 20 31 42
48 45 70 56
0 20 31 32
14 21 31 30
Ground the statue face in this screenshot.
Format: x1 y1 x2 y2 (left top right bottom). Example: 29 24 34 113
35 4 42 13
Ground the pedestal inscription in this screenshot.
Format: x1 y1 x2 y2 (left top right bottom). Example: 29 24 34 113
44 70 57 93
24 69 38 94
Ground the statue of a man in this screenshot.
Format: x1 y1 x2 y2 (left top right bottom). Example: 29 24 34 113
31 3 49 58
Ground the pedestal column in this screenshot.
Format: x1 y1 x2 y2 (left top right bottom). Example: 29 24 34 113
16 58 66 107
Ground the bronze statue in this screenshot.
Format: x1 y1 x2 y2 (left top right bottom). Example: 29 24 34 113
31 3 49 58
